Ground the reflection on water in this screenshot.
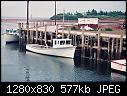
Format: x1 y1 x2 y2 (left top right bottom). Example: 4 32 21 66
74 57 111 75
1 42 126 82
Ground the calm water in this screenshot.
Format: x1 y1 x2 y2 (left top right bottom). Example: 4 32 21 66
1 22 126 82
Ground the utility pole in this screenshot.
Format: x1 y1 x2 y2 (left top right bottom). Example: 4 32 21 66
27 1 29 44
55 1 56 25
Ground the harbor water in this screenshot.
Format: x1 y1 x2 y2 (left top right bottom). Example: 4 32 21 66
1 22 126 82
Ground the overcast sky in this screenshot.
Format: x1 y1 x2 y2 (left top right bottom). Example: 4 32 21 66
1 1 126 18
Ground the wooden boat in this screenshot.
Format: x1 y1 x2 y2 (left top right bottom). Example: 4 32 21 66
26 39 76 58
111 59 126 74
4 28 19 43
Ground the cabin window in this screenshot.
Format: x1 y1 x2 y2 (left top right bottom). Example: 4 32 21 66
13 30 16 33
66 40 70 44
6 30 9 33
60 41 65 45
54 41 56 45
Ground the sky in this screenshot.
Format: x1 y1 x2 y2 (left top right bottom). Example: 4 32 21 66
1 1 126 19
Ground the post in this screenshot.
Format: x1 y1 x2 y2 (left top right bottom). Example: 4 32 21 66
30 30 32 44
107 37 110 61
55 24 58 39
21 23 24 29
18 23 26 52
74 35 77 46
35 22 38 44
44 25 48 46
40 22 41 27
82 27 84 47
40 31 42 45
50 32 53 46
97 29 101 59
119 34 123 58
90 36 93 59
111 38 114 59
108 37 110 54
115 38 119 54
67 27 71 39
18 23 22 47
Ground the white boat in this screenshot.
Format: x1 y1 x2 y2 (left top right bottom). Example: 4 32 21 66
26 39 76 58
111 59 126 74
4 28 19 43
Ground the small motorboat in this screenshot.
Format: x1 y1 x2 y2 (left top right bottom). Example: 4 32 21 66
26 39 76 58
111 59 126 74
4 28 19 43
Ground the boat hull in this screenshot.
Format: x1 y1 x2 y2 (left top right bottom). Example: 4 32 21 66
4 33 19 43
111 59 126 73
26 44 76 58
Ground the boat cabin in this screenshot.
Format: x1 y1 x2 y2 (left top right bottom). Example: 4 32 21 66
6 29 17 33
6 29 18 35
53 39 73 48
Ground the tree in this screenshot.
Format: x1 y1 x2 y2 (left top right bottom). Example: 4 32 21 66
91 9 97 15
86 10 91 16
98 10 104 15
74 11 83 18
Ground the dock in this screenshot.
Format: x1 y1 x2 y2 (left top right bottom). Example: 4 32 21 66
18 20 126 61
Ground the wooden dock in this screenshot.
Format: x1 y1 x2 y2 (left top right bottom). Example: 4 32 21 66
18 21 126 60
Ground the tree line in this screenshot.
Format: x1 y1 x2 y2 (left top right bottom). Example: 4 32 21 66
50 9 125 20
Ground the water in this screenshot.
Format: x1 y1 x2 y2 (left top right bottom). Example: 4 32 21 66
1 22 126 82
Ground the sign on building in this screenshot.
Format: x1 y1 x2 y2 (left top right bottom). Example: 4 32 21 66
78 18 98 24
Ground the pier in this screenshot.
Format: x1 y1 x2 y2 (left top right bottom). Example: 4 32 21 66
18 20 126 61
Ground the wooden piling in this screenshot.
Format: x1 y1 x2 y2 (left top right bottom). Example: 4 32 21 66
111 38 114 60
35 22 38 44
67 27 71 39
107 37 110 60
55 24 58 39
18 23 22 46
107 37 110 54
40 31 42 45
74 35 77 46
44 25 48 46
50 32 53 46
97 29 101 59
81 28 84 47
30 30 32 44
19 23 26 52
90 36 93 59
119 34 123 58
115 38 119 54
